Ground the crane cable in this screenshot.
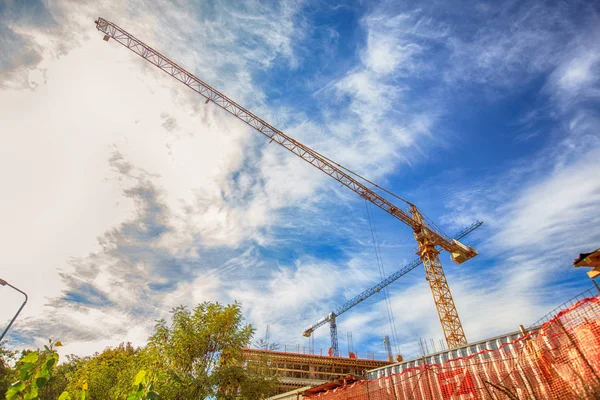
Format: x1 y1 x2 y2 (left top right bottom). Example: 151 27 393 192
365 200 401 356
304 146 413 207
367 201 401 356
307 147 450 239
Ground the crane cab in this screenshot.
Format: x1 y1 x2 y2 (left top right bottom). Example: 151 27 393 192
450 239 478 264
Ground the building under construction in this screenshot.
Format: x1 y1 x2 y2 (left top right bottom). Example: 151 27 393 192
242 348 391 394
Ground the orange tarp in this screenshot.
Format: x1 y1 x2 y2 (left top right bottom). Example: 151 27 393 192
307 297 600 400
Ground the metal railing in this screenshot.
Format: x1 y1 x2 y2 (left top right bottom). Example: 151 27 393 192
528 283 600 329
256 343 384 360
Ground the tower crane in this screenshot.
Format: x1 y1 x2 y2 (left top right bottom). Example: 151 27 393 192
303 220 481 356
95 18 479 349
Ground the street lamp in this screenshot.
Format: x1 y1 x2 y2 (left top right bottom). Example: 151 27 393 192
0 278 28 342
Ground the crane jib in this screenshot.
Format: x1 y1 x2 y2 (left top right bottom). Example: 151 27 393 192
93 17 471 253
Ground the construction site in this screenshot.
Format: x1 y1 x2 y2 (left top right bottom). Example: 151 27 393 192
93 18 600 400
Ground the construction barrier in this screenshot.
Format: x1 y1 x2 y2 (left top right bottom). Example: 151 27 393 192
306 296 600 400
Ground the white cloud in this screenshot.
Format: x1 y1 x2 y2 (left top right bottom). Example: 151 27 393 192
421 108 600 361
493 151 600 255
320 10 443 176
317 0 600 360
546 41 600 112
1 0 430 358
2 0 599 366
362 14 423 76
0 0 310 349
557 54 598 91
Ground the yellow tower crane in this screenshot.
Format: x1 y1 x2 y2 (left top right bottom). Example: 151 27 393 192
95 18 478 348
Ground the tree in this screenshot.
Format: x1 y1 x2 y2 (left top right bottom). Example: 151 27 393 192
39 354 87 399
0 344 16 397
64 342 138 399
4 339 74 400
147 301 277 399
2 302 277 399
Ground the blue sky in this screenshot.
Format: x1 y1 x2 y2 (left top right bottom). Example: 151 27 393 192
1 0 599 360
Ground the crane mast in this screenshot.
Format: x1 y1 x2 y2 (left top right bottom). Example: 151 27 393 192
95 18 478 349
410 205 467 346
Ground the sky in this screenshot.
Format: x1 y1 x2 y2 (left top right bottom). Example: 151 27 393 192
1 0 599 361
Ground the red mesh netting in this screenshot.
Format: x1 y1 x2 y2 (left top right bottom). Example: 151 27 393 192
306 296 600 400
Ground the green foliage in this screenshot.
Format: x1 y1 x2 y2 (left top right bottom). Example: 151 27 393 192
5 339 72 400
57 392 71 400
147 301 276 399
1 302 277 400
126 369 160 400
39 355 86 400
64 342 137 400
0 345 17 397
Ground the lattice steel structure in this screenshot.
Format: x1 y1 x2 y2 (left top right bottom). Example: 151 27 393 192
95 17 479 349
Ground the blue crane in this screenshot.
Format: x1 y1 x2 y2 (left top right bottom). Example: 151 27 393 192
302 220 483 356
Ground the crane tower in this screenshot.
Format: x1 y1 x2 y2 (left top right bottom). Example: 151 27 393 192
95 18 478 349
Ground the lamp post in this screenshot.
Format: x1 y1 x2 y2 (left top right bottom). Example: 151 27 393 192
0 278 28 342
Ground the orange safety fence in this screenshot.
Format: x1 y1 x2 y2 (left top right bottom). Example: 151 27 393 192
306 296 600 400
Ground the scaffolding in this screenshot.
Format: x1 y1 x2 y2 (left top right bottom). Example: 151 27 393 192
242 348 392 394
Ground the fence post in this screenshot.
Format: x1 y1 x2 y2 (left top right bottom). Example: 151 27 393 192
593 280 600 294
518 324 552 399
